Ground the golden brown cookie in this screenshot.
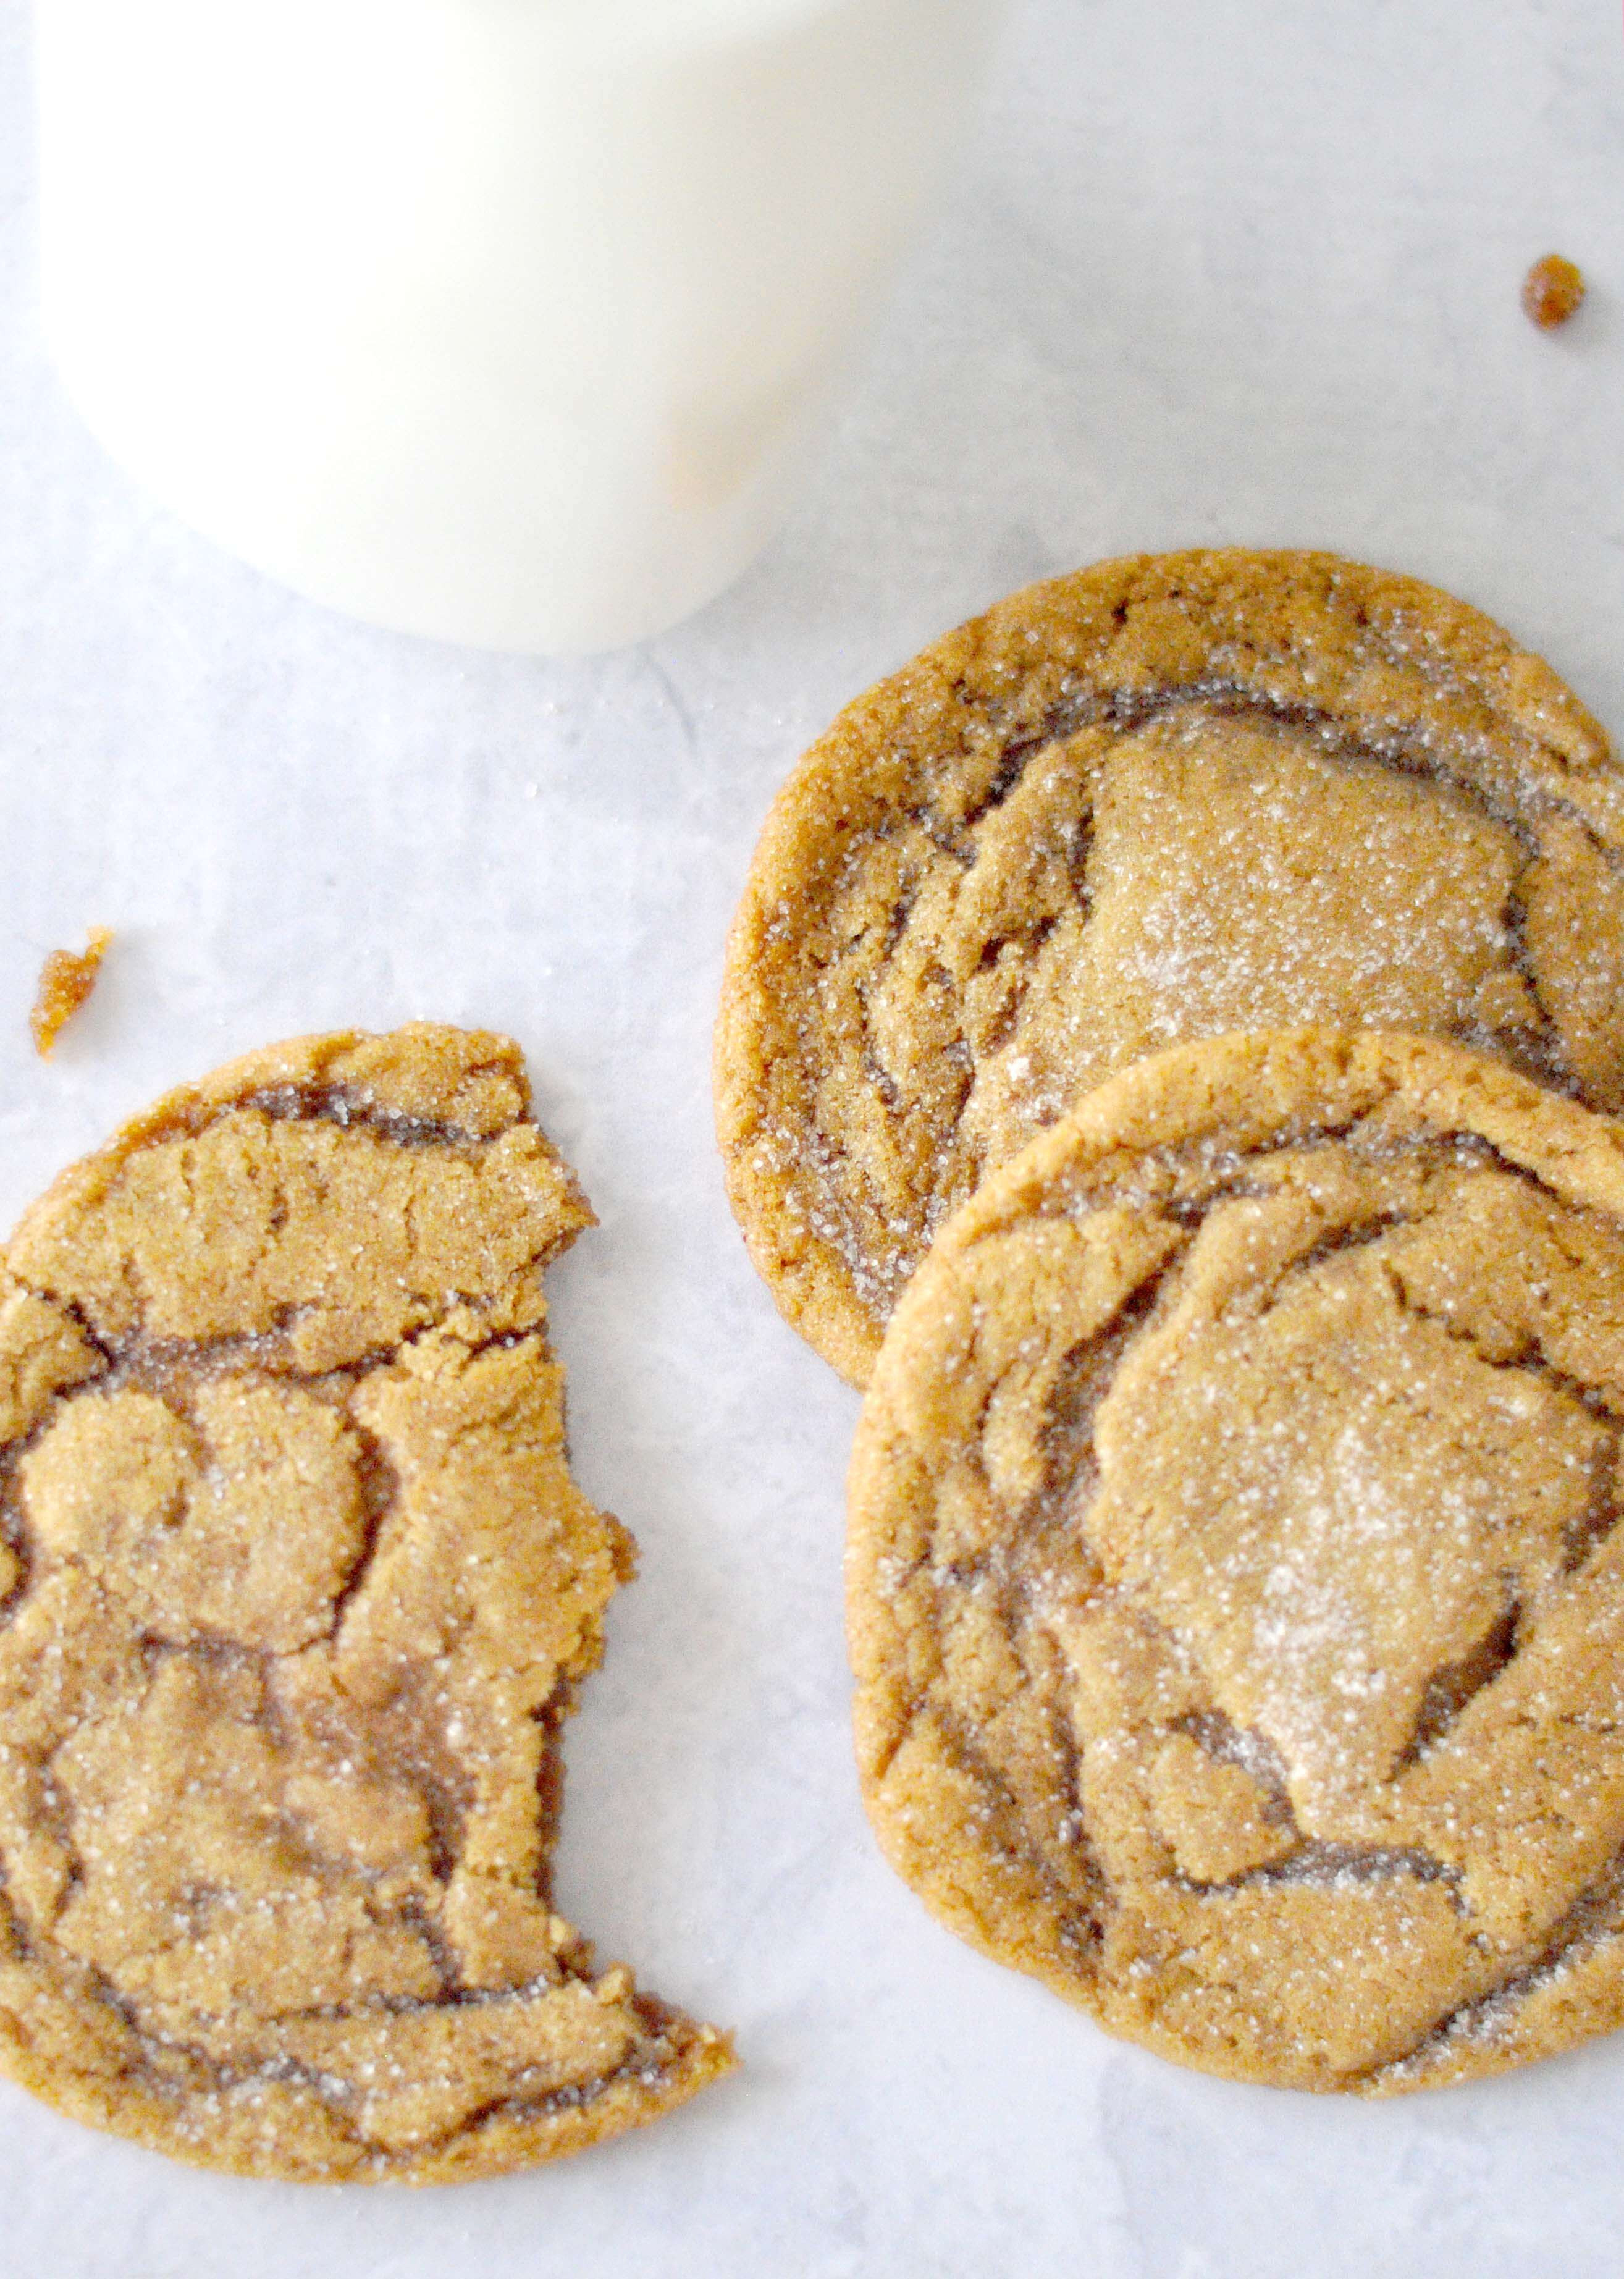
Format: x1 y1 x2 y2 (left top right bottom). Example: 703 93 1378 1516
0 1026 732 2180
848 1029 1624 2093
717 549 1624 1385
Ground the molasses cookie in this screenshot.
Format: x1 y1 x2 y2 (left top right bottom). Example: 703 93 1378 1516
0 1026 732 2180
717 550 1624 1384
848 1030 1624 2093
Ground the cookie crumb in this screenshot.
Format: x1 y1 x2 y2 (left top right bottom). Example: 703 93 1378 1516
1521 253 1586 330
30 927 112 1056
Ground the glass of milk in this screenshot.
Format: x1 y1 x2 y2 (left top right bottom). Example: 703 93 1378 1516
35 0 1005 653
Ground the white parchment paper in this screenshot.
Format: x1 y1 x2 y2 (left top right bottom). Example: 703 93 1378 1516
1 2 1621 2272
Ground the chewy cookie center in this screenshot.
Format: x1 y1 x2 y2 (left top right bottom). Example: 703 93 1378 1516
1043 1147 1624 1978
1088 1202 1605 1822
1072 710 1534 1062
0 1326 589 2041
12 1362 455 2022
951 704 1546 1153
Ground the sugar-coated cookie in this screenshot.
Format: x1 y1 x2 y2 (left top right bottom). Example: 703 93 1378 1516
849 1030 1624 2092
718 550 1622 1383
0 1026 731 2180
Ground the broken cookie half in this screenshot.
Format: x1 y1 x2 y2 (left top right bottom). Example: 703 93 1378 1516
0 1024 733 2181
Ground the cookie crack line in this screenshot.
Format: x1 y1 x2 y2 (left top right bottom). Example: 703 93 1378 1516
9 1243 576 1383
228 1074 531 1152
1498 866 1571 1089
322 1413 400 1648
859 1242 1195 1794
1 1890 710 2170
1365 1852 1624 2091
922 1696 1108 1952
1180 1839 1460 1903
1377 1250 1624 1420
943 681 1618 879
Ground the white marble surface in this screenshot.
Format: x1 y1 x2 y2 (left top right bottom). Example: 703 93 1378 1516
1 1 1621 2272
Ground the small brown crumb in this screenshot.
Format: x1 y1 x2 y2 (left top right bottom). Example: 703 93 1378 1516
1522 253 1586 330
30 927 112 1056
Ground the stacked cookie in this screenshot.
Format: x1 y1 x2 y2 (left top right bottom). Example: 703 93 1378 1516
717 549 1624 2091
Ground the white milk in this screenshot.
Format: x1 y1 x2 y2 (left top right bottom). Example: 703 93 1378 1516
35 0 1003 652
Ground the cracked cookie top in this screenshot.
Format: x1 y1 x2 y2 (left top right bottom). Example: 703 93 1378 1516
716 549 1624 1385
848 1030 1624 2093
0 1025 731 2181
